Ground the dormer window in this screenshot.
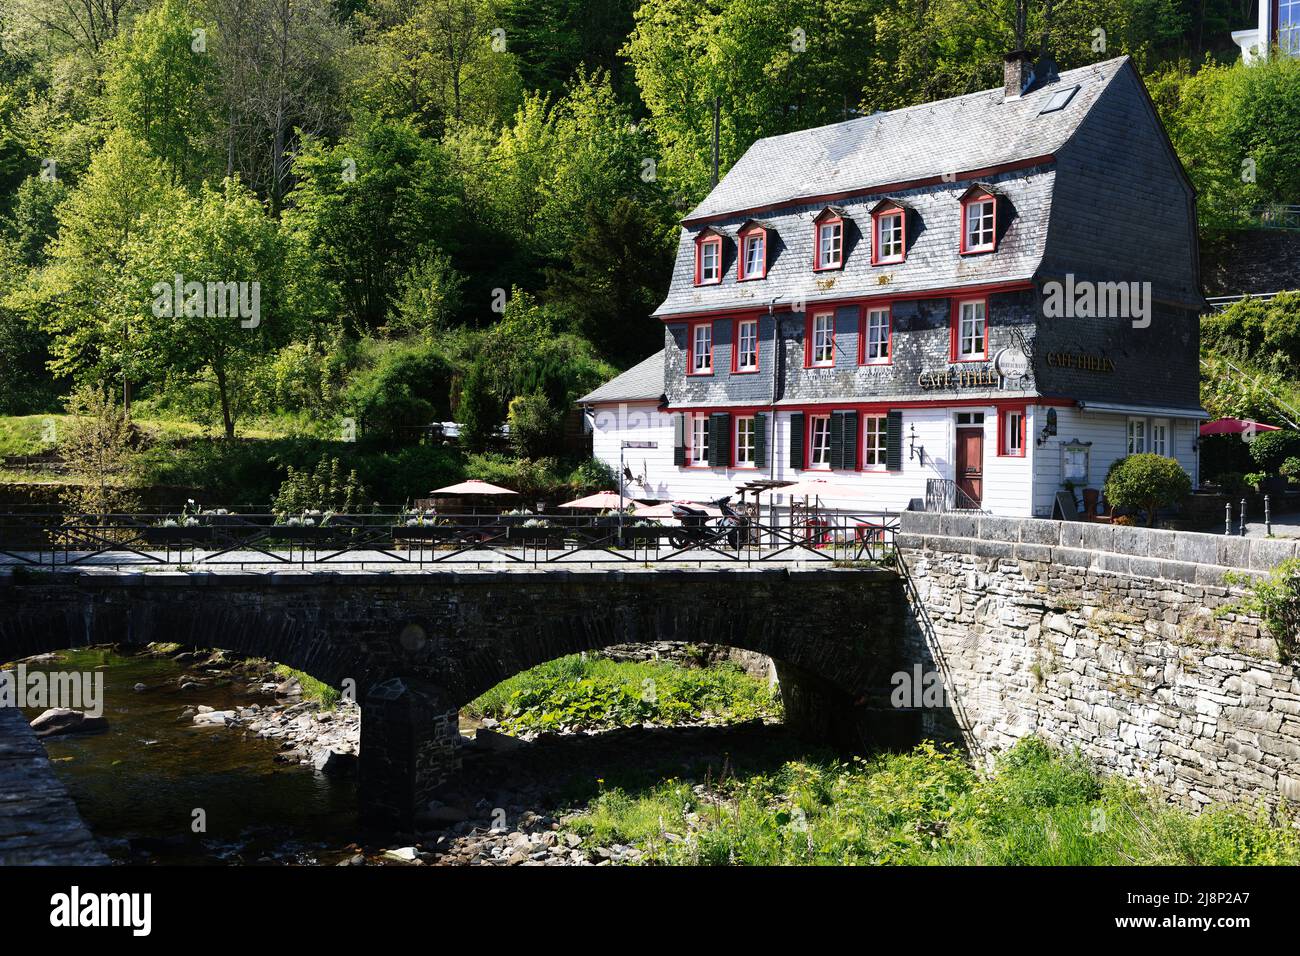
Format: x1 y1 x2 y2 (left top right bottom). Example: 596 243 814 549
737 221 768 280
695 231 723 285
870 201 907 265
960 187 998 254
813 208 845 271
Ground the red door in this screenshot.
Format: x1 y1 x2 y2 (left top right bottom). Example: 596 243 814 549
956 427 984 508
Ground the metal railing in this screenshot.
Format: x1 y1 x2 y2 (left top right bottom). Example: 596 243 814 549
1214 204 1300 231
0 510 901 570
924 479 985 513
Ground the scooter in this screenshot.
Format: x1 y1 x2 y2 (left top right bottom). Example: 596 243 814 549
669 496 749 550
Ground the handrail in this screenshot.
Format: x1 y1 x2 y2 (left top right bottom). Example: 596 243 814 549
924 479 985 514
0 509 902 569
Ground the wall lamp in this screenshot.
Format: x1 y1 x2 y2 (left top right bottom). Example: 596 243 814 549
909 424 926 464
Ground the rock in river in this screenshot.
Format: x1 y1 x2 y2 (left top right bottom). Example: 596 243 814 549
30 708 109 738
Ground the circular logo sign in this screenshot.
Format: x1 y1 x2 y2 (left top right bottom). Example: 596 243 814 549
994 346 1030 382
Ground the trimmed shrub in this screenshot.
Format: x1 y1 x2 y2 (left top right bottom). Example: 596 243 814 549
1104 454 1192 526
1247 430 1300 473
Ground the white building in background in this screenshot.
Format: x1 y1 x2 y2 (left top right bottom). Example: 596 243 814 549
579 56 1205 519
1233 0 1300 62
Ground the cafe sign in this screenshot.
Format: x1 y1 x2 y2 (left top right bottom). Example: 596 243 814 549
1045 351 1115 373
918 366 1001 390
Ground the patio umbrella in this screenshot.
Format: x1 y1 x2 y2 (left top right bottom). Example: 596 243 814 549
763 478 875 500
558 491 631 510
1199 418 1282 437
632 501 721 518
429 479 519 496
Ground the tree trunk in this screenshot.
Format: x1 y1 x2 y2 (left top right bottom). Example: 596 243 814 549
215 365 235 439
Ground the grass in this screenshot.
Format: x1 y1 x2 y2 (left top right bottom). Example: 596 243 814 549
565 738 1300 866
273 665 341 709
464 654 781 734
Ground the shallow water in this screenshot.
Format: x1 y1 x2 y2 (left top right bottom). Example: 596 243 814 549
17 648 358 865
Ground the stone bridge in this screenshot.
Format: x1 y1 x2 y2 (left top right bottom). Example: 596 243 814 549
0 565 906 827
6 512 1299 833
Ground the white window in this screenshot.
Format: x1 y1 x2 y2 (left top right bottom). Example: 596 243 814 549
1003 410 1024 456
811 313 834 366
956 412 985 426
736 416 756 467
875 211 904 262
736 319 758 371
817 220 842 269
698 239 721 283
957 300 986 360
864 307 890 363
1127 417 1147 455
690 415 710 465
964 197 995 251
742 232 765 278
809 415 831 469
691 323 712 373
1151 418 1170 457
863 415 887 468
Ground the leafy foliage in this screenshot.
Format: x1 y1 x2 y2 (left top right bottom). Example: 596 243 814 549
270 456 369 518
568 736 1300 865
1247 429 1300 473
1103 453 1192 525
465 653 781 733
1224 558 1300 663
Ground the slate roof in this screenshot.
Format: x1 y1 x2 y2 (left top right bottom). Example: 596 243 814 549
684 57 1128 223
653 56 1176 320
576 349 666 404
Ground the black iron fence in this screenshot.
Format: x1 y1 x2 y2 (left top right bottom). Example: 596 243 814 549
0 509 901 569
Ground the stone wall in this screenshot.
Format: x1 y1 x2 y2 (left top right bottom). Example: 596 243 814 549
896 512 1300 810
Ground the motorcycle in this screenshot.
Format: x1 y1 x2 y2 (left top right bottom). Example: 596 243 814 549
669 496 750 550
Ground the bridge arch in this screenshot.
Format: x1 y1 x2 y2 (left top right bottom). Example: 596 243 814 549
0 565 908 826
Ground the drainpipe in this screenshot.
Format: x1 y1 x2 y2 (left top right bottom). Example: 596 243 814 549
768 297 782 536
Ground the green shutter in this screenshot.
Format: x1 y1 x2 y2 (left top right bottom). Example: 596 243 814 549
829 412 845 470
753 413 768 468
842 411 859 471
789 412 805 470
673 414 686 466
709 412 731 467
885 410 903 472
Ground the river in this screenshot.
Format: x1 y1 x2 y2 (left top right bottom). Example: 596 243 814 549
19 648 359 865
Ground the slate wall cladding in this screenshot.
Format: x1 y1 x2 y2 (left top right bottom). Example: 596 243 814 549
897 512 1300 810
664 290 1041 408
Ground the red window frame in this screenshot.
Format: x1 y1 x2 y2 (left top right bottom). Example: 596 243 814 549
686 320 714 375
694 232 723 285
959 191 997 254
805 312 836 368
733 414 759 469
858 304 892 366
732 318 760 374
812 213 844 271
998 405 1027 457
805 414 833 470
737 226 768 281
871 207 906 265
861 413 889 470
685 412 712 467
950 297 988 363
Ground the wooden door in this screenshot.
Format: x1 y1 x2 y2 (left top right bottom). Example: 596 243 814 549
955 427 984 508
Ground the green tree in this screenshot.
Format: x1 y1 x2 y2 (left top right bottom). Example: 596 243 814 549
282 120 463 332
124 177 306 437
507 391 563 458
104 0 216 183
1104 453 1192 526
544 197 672 364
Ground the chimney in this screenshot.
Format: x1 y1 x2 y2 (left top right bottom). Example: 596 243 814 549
1004 50 1035 100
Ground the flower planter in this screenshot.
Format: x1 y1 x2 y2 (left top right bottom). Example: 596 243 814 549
391 525 452 541
268 525 328 542
143 526 215 546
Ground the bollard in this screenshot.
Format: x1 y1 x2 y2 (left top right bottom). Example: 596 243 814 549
1266 495 1272 537
1226 501 1232 536
1240 497 1248 536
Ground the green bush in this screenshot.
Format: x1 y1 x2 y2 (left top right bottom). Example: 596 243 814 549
341 337 453 441
1103 454 1191 526
1247 430 1300 473
507 392 563 459
1282 457 1300 482
271 456 369 518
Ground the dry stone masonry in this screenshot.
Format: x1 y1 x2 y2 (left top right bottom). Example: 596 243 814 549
896 512 1300 810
